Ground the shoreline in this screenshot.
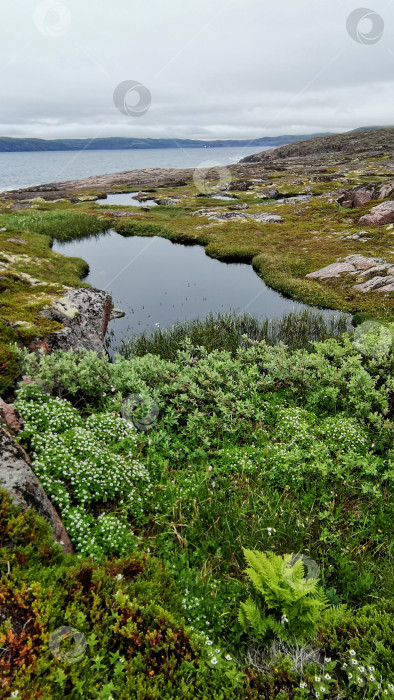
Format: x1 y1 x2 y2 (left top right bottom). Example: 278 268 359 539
1 129 394 393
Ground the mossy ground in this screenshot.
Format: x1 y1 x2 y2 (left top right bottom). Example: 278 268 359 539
0 226 92 394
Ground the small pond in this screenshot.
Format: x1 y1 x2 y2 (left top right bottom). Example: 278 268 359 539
53 230 345 350
97 192 158 207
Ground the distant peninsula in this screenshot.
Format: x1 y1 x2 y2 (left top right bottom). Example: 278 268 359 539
0 133 332 153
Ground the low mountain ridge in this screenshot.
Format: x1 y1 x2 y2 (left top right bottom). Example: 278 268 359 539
0 133 331 153
240 127 394 162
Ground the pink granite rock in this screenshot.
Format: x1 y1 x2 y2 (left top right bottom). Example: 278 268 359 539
0 399 23 434
359 201 394 226
306 261 357 279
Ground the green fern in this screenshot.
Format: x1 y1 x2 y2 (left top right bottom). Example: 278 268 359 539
239 549 329 643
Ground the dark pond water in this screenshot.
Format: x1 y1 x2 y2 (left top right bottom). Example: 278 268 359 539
53 230 343 350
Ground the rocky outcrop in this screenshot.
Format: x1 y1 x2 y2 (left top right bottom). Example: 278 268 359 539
306 259 357 280
31 288 125 355
228 179 254 191
359 201 394 226
240 127 394 163
306 254 394 293
337 181 394 209
337 184 376 208
0 427 73 553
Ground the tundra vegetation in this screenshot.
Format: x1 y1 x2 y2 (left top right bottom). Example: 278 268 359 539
0 141 394 697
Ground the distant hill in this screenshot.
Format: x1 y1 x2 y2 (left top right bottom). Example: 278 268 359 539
240 127 394 163
350 125 394 133
0 133 332 153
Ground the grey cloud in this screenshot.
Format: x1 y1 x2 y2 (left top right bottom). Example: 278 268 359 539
1 0 393 139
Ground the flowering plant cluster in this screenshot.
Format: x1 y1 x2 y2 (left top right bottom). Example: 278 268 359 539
15 386 151 558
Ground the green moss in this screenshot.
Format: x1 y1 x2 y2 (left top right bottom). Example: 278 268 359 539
0 490 243 699
0 230 91 396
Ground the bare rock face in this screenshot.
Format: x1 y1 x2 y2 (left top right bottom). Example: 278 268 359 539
31 288 124 355
0 427 73 553
306 260 357 280
306 254 394 293
359 201 394 226
0 399 23 434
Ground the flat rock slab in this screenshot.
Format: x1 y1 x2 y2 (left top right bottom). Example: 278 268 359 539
192 209 247 221
106 211 145 218
192 209 283 223
248 213 284 223
306 254 394 293
0 427 73 553
353 275 394 293
306 261 356 279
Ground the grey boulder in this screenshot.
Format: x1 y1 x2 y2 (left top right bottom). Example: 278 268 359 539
0 427 73 553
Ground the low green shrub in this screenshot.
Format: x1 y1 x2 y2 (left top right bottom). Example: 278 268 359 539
9 327 394 697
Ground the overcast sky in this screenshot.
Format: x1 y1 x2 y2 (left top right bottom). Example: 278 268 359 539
1 0 393 140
